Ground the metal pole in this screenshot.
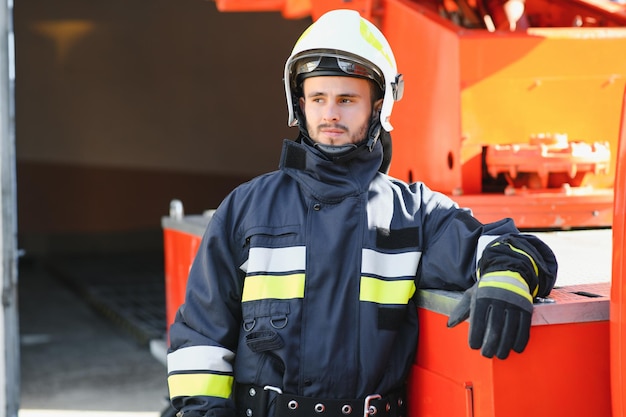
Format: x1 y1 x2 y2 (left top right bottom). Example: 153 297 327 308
0 0 19 415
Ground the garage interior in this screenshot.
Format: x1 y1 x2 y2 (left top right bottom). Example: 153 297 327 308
15 1 310 411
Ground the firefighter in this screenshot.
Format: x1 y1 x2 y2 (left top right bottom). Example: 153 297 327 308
166 9 557 417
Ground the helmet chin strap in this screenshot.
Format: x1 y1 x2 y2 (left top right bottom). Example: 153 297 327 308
364 115 382 151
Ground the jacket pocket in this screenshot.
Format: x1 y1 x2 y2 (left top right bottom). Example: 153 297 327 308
243 224 301 249
242 301 290 353
245 330 285 353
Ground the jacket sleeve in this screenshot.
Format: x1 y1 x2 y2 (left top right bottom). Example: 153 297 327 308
417 187 557 296
166 210 244 417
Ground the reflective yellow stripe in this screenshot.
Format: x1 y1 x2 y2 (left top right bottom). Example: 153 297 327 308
505 243 539 280
479 271 533 303
359 20 393 67
360 277 416 305
294 26 312 46
168 373 233 399
242 274 305 302
491 241 540 297
491 242 539 278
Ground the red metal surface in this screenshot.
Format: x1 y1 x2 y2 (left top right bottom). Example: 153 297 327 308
410 289 611 417
610 86 626 417
163 228 202 339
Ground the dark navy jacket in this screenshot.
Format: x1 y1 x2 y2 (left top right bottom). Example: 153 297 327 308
167 138 557 417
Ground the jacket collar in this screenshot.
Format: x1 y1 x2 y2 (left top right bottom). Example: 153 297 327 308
279 139 383 202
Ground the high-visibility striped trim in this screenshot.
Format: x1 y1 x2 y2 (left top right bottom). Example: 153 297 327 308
489 241 539 296
498 242 539 279
361 248 420 277
360 276 416 305
359 19 394 68
242 274 305 302
246 246 306 274
168 373 233 399
167 345 234 374
479 271 533 303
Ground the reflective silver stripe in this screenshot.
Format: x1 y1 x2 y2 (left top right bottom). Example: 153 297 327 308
246 246 306 274
366 175 394 230
476 235 500 267
479 271 533 303
362 248 421 278
167 345 235 374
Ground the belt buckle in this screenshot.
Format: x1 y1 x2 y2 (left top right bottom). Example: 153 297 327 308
263 385 283 395
363 394 382 417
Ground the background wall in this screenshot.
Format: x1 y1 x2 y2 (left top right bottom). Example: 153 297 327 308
14 0 311 254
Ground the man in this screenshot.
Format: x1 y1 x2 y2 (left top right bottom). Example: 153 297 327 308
167 9 557 417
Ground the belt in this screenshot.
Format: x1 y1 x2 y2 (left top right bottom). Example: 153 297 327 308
235 384 406 417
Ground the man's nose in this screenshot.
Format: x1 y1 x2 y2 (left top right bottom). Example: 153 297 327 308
322 103 340 121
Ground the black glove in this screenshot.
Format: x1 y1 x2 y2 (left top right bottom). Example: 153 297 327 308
447 272 534 359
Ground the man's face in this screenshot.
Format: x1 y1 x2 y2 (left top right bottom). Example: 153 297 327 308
299 76 382 146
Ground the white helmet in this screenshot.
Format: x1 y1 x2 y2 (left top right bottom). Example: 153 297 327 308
284 9 404 133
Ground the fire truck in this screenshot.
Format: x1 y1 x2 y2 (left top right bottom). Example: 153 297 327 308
159 1 626 416
211 0 626 231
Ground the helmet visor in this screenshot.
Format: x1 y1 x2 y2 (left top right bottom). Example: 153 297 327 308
293 53 384 91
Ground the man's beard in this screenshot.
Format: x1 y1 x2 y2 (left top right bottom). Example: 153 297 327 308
307 120 369 145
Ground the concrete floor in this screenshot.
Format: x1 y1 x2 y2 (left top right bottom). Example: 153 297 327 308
18 257 169 416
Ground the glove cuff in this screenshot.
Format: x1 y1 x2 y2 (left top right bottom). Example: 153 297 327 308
477 271 533 312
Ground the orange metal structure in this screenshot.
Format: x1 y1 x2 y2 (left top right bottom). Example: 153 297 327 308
215 0 626 230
